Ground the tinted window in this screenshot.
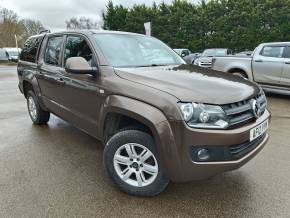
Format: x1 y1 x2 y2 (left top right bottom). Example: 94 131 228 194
64 35 95 66
20 37 42 63
44 36 63 66
260 46 285 58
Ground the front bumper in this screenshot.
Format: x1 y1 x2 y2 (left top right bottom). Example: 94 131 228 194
159 109 270 182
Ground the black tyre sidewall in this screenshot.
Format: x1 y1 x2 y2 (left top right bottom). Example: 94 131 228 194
103 130 169 196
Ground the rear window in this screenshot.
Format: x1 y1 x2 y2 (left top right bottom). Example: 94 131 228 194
20 36 43 63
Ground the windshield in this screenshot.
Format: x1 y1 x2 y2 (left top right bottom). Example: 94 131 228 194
94 33 185 67
202 49 227 57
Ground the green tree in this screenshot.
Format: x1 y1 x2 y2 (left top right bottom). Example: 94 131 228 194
102 0 290 52
102 1 128 31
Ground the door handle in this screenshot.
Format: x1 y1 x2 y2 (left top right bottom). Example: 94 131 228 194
254 59 263 63
285 61 290 64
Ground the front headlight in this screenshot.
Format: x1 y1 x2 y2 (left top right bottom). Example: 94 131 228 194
178 103 229 129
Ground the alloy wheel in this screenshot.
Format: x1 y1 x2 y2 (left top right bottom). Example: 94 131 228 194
28 96 37 121
113 143 158 187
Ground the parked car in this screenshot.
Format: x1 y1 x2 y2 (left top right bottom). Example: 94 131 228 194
0 48 8 62
212 42 290 92
194 48 233 68
183 52 201 64
4 47 21 62
173 48 191 57
235 50 253 56
18 30 270 196
174 49 201 64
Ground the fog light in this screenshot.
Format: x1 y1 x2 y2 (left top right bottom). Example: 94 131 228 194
197 148 210 161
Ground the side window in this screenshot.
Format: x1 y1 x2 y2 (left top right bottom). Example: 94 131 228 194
284 46 290 58
64 35 95 67
260 46 285 58
44 36 63 66
20 37 42 63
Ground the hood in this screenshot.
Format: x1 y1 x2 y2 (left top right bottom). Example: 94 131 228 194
114 64 260 105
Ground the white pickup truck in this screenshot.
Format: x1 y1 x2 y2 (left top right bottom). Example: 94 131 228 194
212 42 290 92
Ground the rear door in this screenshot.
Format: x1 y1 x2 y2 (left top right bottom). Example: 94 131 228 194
280 46 290 87
252 45 285 85
37 35 66 111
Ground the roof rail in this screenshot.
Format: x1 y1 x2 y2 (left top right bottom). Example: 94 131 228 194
39 29 51 34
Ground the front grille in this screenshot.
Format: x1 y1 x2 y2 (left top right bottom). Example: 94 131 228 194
222 92 267 129
199 62 212 68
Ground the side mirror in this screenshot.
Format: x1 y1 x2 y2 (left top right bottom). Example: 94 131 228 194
65 57 97 76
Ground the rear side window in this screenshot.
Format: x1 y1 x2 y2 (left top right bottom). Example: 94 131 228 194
44 36 63 66
20 37 42 63
260 46 285 58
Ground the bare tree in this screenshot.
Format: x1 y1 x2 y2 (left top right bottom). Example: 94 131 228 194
66 16 100 30
0 7 45 47
21 19 45 36
0 7 18 22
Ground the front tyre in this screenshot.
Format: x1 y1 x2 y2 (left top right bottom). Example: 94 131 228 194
26 90 50 125
103 129 169 196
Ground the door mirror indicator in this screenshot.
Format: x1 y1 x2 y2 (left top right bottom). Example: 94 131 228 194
65 57 97 76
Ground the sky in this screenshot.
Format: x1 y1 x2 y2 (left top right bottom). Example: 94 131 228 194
0 0 182 31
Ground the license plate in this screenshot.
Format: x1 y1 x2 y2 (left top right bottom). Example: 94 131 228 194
250 119 268 142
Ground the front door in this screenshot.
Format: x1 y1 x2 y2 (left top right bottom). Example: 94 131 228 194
252 45 285 85
58 34 105 137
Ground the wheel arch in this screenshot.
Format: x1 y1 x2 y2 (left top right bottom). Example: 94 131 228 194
99 95 182 180
228 68 248 78
226 65 253 80
22 73 41 98
99 95 167 144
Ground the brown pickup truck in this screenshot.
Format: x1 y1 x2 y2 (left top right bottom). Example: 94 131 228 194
17 30 270 196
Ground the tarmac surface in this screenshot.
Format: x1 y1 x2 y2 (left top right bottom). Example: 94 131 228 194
0 65 290 218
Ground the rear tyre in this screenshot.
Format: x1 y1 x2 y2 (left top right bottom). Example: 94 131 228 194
103 129 169 196
26 90 50 125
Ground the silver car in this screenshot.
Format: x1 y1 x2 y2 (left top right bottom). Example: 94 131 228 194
212 42 290 92
194 48 233 68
